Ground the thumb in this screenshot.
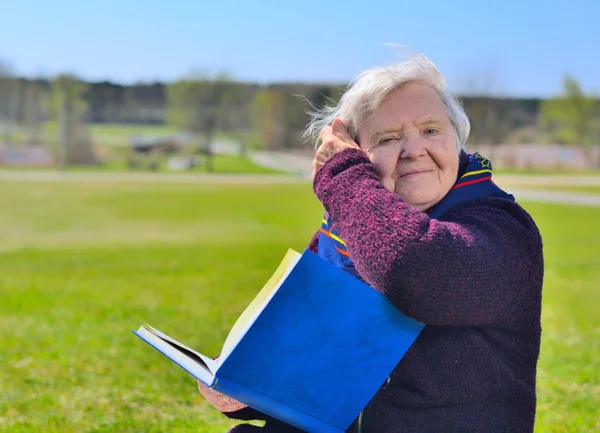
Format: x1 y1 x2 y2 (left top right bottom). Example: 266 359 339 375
331 118 353 141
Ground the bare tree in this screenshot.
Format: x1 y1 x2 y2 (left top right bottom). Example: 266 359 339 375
251 89 284 150
23 79 44 146
459 69 512 146
250 87 314 151
167 70 240 171
46 73 95 166
0 59 16 149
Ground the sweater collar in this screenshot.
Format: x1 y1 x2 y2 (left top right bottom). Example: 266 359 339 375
455 150 470 184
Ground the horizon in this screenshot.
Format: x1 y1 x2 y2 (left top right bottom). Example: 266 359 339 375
0 73 561 101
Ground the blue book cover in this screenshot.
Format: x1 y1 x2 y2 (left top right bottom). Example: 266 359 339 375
133 248 425 433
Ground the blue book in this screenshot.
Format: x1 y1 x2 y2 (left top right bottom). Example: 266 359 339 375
133 248 424 433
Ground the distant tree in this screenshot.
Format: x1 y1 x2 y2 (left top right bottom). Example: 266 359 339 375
23 79 44 146
46 73 95 166
0 60 16 147
311 86 337 111
538 75 599 146
166 70 241 171
250 87 317 151
278 90 311 150
251 89 284 150
0 60 11 110
460 70 512 145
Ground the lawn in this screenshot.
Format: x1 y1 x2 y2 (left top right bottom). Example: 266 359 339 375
0 154 283 175
96 153 284 175
521 185 600 195
9 122 179 147
13 122 244 149
54 122 179 147
0 180 598 432
494 167 600 175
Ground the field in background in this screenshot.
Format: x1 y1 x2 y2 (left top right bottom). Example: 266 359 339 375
11 122 179 147
11 122 245 149
523 185 600 194
0 180 598 432
0 154 284 175
495 174 600 197
4 122 284 175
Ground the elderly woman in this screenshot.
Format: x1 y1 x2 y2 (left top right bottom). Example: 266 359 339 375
199 53 544 433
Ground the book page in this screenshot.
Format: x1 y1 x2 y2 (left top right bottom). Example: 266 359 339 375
140 325 219 373
134 325 217 386
219 248 301 361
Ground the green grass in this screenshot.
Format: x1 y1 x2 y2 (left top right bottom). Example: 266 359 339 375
49 122 180 147
0 154 284 175
495 167 600 175
95 153 284 175
0 181 598 432
520 185 600 195
525 203 600 432
9 122 179 147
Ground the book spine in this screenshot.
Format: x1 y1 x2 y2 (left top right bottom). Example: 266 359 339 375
214 374 345 433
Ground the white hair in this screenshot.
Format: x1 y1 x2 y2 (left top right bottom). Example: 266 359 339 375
304 51 470 152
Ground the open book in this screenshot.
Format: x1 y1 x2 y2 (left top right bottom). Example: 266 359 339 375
133 248 425 433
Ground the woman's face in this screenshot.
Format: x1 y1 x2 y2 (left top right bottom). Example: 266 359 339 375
357 82 459 211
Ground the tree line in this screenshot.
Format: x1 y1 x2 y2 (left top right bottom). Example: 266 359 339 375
1 61 599 155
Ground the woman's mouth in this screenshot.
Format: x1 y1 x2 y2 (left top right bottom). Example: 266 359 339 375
399 169 434 178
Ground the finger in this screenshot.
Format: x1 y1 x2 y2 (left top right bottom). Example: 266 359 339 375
314 142 329 158
312 156 323 171
315 150 329 163
312 161 322 176
319 126 338 147
319 126 333 140
312 153 326 176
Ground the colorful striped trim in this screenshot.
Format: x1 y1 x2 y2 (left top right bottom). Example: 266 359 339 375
319 228 348 247
336 247 351 257
320 217 352 258
460 169 492 179
451 176 492 190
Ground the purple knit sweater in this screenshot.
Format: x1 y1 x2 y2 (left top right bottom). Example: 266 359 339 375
226 148 544 433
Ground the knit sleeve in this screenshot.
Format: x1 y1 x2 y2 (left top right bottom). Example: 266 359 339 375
307 229 320 254
313 148 544 327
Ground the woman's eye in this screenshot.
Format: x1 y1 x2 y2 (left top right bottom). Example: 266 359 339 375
379 137 398 145
424 128 438 135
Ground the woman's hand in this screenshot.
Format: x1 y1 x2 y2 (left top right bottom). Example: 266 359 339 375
198 380 248 413
312 118 360 179
197 356 247 413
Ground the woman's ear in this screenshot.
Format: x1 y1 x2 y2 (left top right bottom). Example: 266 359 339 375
331 119 350 139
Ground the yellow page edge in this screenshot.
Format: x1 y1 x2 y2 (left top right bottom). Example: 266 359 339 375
219 248 301 361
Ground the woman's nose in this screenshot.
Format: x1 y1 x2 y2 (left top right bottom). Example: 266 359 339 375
400 133 428 160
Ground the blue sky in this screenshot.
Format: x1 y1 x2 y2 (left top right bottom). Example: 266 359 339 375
1 0 599 97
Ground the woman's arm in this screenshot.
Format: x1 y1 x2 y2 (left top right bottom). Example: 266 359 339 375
313 148 544 327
